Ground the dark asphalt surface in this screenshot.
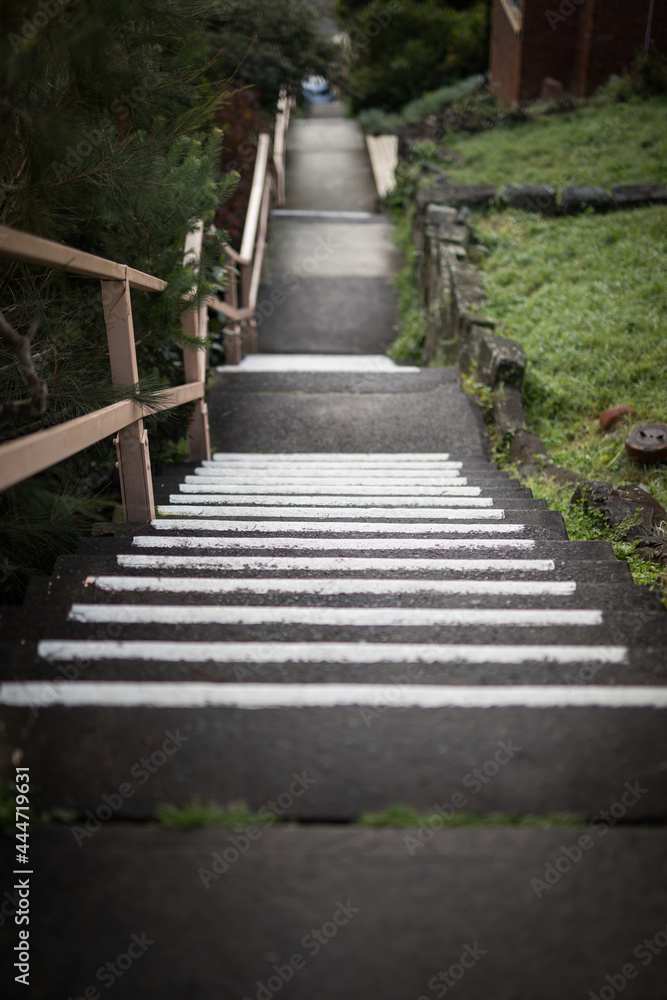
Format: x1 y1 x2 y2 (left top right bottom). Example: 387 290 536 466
2 92 667 1000
2 827 667 999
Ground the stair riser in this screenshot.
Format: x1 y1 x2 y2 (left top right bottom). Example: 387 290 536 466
5 827 666 1000
3 705 666 819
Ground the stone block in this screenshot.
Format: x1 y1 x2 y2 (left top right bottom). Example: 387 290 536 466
540 77 564 102
612 184 667 208
493 384 526 435
424 203 457 226
570 480 666 540
499 184 558 216
457 323 487 374
419 177 496 213
422 257 453 364
458 311 495 338
510 431 548 465
561 186 614 215
476 332 526 388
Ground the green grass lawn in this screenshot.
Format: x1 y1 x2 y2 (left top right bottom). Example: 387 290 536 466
474 206 667 509
434 96 667 188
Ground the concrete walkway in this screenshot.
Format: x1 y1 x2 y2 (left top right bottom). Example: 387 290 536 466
1 102 667 999
255 111 400 355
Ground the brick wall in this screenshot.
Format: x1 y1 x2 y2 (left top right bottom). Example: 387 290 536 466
519 0 582 102
572 0 596 96
490 0 667 106
583 0 667 95
490 0 523 106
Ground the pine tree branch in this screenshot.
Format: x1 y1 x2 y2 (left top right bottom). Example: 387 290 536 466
0 313 48 418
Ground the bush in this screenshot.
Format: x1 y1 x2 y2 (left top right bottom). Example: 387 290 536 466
357 74 485 133
344 0 487 113
206 0 338 111
0 0 236 601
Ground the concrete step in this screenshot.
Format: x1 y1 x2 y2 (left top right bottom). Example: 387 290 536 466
5 826 666 1000
76 520 571 555
155 483 544 500
6 601 665 646
67 539 620 567
46 552 634 582
21 575 658 613
2 687 667 819
4 636 666 683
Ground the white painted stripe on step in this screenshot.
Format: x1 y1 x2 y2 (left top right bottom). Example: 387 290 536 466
270 210 376 220
199 463 464 473
164 506 504 520
116 555 555 573
216 354 420 374
152 519 522 535
132 536 534 552
183 484 472 495
210 453 454 461
85 576 578 597
6 682 666 710
177 487 490 503
180 484 485 499
158 505 505 518
189 477 469 487
37 640 626 665
68 605 603 627
203 460 463 469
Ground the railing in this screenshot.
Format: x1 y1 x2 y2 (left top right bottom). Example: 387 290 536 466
0 91 292 519
0 225 208 522
499 0 522 34
209 89 294 364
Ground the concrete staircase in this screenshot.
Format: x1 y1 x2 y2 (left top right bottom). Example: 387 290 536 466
2 100 667 1000
2 442 667 997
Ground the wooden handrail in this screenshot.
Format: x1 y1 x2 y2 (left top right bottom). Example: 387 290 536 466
0 222 210 518
0 382 204 494
239 133 272 266
499 0 522 34
216 92 292 364
0 226 166 292
248 174 273 311
0 88 294 509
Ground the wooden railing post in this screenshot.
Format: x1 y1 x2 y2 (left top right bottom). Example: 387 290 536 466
101 272 155 522
182 223 211 462
274 90 288 206
223 254 243 365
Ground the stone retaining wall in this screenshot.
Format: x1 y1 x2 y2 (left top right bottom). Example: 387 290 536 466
411 188 587 484
415 174 667 218
410 175 667 562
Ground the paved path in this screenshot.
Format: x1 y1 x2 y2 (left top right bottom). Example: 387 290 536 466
255 112 399 354
1 103 667 999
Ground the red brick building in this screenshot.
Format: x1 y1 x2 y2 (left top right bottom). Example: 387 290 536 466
490 0 667 107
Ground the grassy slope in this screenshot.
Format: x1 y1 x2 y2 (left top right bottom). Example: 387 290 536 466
476 206 667 508
406 91 667 594
441 96 667 188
